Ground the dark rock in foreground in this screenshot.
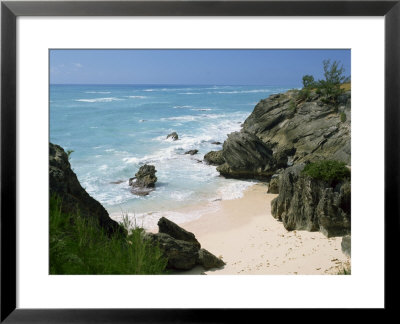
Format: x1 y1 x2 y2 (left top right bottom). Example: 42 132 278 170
271 164 351 237
146 218 225 271
167 132 179 141
49 143 122 235
145 232 199 270
184 149 198 155
216 131 275 179
341 235 351 257
129 164 157 196
204 150 225 166
198 248 225 269
158 217 201 249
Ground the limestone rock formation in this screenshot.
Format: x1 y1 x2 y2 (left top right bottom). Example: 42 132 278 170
271 164 351 237
216 131 275 179
267 177 279 194
49 143 122 235
214 89 351 181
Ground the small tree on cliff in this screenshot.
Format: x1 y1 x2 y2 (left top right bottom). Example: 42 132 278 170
318 59 346 104
302 75 316 89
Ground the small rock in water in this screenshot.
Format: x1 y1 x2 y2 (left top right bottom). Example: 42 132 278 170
110 180 125 184
184 149 198 155
211 141 222 145
167 132 179 141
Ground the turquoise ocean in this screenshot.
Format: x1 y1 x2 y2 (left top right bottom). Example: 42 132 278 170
50 84 294 228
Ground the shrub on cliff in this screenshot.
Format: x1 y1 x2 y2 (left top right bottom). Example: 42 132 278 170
302 160 350 184
50 195 167 274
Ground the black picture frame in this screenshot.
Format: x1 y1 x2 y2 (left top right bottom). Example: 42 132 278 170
1 0 399 322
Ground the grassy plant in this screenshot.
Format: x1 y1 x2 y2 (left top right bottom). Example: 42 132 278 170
340 112 347 123
297 88 311 102
302 160 350 184
288 99 297 112
49 195 167 274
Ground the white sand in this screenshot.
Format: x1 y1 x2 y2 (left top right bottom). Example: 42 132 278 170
179 183 350 275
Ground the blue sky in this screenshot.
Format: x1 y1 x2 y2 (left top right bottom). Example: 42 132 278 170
50 49 350 86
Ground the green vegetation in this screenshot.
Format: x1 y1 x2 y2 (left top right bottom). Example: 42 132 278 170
302 160 350 184
50 195 167 274
299 60 349 105
66 149 74 160
288 99 297 112
340 112 347 123
302 74 317 89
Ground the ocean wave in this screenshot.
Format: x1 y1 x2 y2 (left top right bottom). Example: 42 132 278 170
214 89 272 94
126 96 147 99
85 91 111 94
75 97 125 103
173 105 193 109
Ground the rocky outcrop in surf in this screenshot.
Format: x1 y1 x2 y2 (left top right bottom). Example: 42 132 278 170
166 131 179 141
129 164 157 196
271 164 351 237
49 142 123 235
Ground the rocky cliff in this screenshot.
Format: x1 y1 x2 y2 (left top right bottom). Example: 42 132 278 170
208 88 351 238
271 164 351 237
213 89 351 178
49 143 123 235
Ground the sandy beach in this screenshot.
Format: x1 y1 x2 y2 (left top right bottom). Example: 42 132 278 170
174 183 350 275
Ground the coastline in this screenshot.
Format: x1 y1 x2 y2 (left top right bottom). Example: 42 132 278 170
176 183 350 275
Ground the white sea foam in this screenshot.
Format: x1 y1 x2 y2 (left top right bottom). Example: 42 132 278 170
218 180 256 200
126 96 147 99
173 105 193 109
75 97 125 103
110 203 220 230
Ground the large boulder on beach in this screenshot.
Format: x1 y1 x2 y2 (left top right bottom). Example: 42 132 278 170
129 164 157 196
216 131 276 179
167 132 179 141
158 217 201 249
204 150 225 166
49 143 123 235
145 232 199 270
145 217 225 271
198 249 225 270
271 163 351 237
